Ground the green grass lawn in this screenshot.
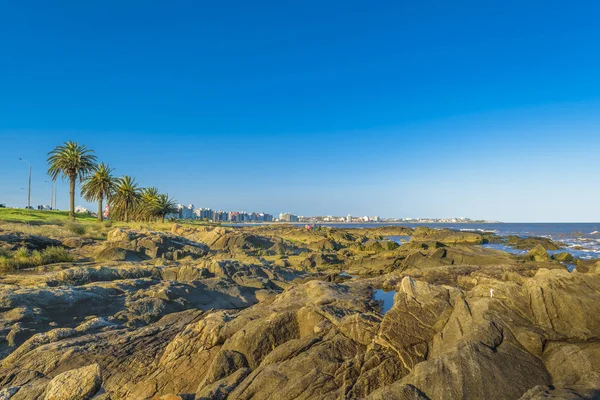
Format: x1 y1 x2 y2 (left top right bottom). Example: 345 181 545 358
0 208 97 224
0 207 221 233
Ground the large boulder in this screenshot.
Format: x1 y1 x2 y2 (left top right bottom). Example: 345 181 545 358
44 363 102 400
507 236 563 250
529 244 550 262
553 252 574 262
306 238 340 251
410 228 485 245
403 246 515 270
99 229 209 261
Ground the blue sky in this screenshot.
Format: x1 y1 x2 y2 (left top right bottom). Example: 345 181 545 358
1 1 599 222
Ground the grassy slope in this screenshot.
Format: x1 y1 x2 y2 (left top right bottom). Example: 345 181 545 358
0 208 97 224
0 208 219 232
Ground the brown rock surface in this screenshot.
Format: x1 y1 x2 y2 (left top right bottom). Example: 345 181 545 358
1 224 599 399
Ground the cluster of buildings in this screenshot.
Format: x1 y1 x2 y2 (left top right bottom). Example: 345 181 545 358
295 214 380 223
163 204 483 224
166 206 385 224
167 205 274 222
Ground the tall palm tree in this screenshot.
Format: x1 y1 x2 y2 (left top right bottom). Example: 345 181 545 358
81 163 116 222
47 141 97 219
152 194 178 223
111 176 140 222
139 187 160 222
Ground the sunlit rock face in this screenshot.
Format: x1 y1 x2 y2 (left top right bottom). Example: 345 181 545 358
1 225 599 399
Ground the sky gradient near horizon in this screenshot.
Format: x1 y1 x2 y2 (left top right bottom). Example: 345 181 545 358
1 1 600 222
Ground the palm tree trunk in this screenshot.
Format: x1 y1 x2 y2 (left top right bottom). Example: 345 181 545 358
69 178 76 220
124 200 128 223
162 215 165 223
98 198 103 222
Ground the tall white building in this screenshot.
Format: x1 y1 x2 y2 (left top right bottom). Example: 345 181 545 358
177 204 194 219
194 207 214 220
279 213 299 222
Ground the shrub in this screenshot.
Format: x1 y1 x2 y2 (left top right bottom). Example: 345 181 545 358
14 246 30 259
385 241 400 251
65 221 87 235
103 220 113 228
0 246 72 273
41 246 73 264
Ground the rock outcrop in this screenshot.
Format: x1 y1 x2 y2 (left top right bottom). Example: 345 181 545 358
97 229 209 261
1 224 599 399
44 363 102 400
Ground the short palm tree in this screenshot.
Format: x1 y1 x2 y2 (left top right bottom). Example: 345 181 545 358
111 176 140 222
81 163 116 222
47 141 97 219
139 187 160 221
152 194 178 223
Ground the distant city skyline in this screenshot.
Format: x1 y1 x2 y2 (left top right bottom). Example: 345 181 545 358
1 2 600 222
59 203 491 224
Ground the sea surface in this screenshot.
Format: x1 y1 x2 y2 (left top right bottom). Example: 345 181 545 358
383 222 600 260
392 222 600 259
232 222 600 260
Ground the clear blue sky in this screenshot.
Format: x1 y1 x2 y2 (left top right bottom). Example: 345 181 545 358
1 1 599 222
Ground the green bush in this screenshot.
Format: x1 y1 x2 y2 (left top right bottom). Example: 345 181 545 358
14 246 30 258
103 220 113 228
65 221 87 235
0 246 73 272
385 241 400 251
41 246 73 264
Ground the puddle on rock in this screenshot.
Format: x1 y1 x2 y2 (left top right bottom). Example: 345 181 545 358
373 289 396 314
386 235 411 245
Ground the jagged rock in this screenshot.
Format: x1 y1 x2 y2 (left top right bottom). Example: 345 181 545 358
410 227 485 245
0 387 20 400
507 236 563 250
44 363 102 400
576 259 600 274
3 224 600 399
366 383 432 400
300 253 341 269
519 385 586 399
362 240 385 252
306 238 340 251
403 246 515 269
0 231 61 252
552 252 574 262
529 244 551 261
99 229 209 261
96 247 144 261
543 342 600 390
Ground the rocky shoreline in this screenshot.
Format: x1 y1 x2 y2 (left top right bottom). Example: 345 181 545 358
1 224 599 399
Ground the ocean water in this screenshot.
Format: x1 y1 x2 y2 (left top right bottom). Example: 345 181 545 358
233 222 600 260
344 222 600 260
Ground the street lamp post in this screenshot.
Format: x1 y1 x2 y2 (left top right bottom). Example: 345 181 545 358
45 180 55 210
18 158 31 209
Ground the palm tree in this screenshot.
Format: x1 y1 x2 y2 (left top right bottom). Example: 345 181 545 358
81 163 116 222
111 176 140 222
152 194 178 223
139 187 160 221
47 141 97 219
